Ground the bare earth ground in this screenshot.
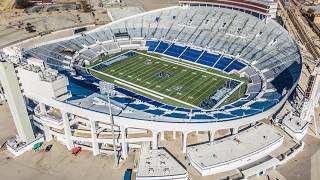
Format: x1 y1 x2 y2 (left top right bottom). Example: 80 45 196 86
277 133 320 180
0 104 16 145
0 0 14 10
122 0 179 11
0 141 137 180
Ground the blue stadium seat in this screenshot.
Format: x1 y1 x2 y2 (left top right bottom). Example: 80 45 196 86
148 101 163 107
116 87 137 97
180 47 203 62
161 105 176 111
154 41 170 53
221 105 235 110
164 44 186 58
224 60 246 72
192 109 203 113
214 56 233 70
229 109 259 116
127 103 150 110
137 96 152 102
164 113 188 119
196 52 220 67
192 114 214 119
145 109 165 116
146 40 159 51
175 107 191 112
112 97 133 104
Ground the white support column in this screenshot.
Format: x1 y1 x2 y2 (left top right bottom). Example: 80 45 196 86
232 127 239 135
182 131 189 154
209 130 215 142
90 120 99 156
62 111 74 150
120 126 128 159
160 131 165 141
152 131 158 150
172 131 176 140
39 103 46 114
195 131 199 135
43 125 53 141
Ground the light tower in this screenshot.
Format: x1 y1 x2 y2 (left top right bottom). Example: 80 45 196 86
99 81 118 166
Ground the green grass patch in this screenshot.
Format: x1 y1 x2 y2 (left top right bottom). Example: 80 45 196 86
88 51 248 108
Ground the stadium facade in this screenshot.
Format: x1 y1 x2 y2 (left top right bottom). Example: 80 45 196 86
1 3 302 177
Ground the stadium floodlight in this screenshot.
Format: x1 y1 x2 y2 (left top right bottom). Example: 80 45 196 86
99 81 118 167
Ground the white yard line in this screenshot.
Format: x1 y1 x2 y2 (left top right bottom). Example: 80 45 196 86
140 62 178 86
114 80 164 100
134 50 243 82
90 69 198 108
89 50 245 109
191 79 224 105
182 77 217 101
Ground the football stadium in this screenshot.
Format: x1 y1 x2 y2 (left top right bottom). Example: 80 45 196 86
23 6 301 124
0 0 309 179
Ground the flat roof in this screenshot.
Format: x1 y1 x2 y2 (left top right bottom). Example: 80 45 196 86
282 115 308 133
137 144 188 178
187 123 283 169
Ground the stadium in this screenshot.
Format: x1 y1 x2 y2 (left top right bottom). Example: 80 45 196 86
0 1 305 179
23 5 302 123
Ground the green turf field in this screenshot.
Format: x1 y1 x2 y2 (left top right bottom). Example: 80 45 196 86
88 51 245 108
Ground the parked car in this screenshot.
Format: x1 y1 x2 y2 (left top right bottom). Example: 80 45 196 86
45 144 53 152
123 169 132 180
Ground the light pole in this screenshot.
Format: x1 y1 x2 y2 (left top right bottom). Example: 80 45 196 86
99 81 118 167
0 84 4 104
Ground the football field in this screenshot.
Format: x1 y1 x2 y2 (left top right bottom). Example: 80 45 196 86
88 51 243 108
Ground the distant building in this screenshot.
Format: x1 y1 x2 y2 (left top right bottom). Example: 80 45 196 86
309 0 320 5
15 0 53 8
313 14 320 23
179 0 278 19
304 5 320 23
15 0 30 8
